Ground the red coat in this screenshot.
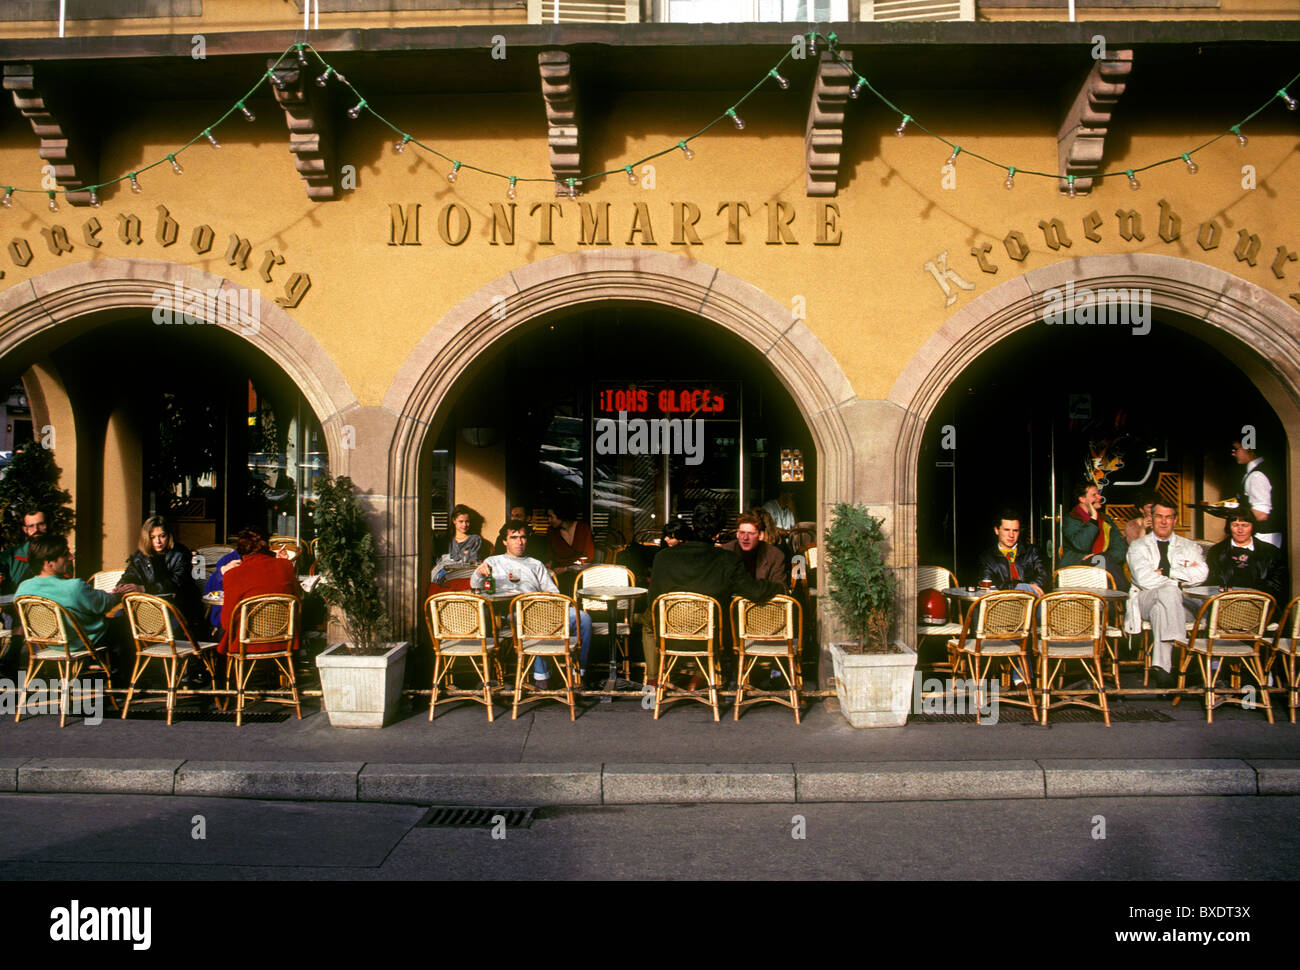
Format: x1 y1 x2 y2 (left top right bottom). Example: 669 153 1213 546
218 553 301 655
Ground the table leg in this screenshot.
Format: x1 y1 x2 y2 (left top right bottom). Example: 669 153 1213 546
601 599 619 703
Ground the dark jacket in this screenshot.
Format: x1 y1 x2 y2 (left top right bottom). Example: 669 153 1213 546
1060 505 1128 569
976 543 1048 591
1207 538 1286 603
122 544 202 626
647 541 784 608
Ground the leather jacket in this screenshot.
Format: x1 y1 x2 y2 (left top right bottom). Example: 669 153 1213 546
976 543 1048 590
1206 538 1286 603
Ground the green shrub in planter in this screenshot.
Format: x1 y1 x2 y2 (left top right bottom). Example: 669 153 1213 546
823 502 896 653
313 475 389 654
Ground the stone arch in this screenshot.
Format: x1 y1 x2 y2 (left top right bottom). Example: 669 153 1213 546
384 249 859 647
0 257 360 464
888 253 1300 645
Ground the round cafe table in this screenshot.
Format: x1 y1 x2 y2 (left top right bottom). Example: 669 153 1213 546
577 585 647 702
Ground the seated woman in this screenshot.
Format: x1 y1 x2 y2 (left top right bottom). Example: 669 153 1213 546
547 496 595 594
1207 505 1286 602
118 515 203 628
218 526 301 657
432 504 487 588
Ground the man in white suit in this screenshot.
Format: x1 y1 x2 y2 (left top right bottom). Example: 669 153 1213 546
1126 498 1208 688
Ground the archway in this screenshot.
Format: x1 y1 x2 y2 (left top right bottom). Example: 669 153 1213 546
890 253 1300 647
384 250 858 662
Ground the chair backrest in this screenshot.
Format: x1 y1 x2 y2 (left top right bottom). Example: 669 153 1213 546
575 564 635 611
965 591 1035 643
1052 564 1112 590
1277 596 1300 643
653 592 721 645
634 529 662 547
14 595 93 657
1198 590 1274 643
511 592 573 646
1036 591 1104 646
268 536 301 561
425 592 494 644
232 594 299 657
89 569 124 592
123 592 198 657
196 545 236 574
732 594 800 645
917 565 958 592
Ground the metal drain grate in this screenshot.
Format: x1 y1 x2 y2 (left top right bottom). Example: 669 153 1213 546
122 709 294 723
417 806 536 829
910 708 1173 724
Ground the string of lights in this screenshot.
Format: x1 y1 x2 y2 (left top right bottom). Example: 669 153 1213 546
1 35 1296 207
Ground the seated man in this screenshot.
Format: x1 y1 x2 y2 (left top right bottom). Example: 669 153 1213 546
640 500 785 688
0 506 50 595
1061 481 1129 591
16 533 123 670
492 503 548 559
1123 494 1155 546
1125 498 1209 689
473 520 592 690
976 510 1047 596
720 510 788 586
1207 505 1286 602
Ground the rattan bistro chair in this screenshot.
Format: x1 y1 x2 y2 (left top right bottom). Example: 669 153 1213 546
425 592 503 722
121 593 220 724
650 592 724 722
226 593 302 727
575 564 637 679
1172 590 1275 724
195 544 236 576
88 569 125 592
13 595 120 726
949 590 1038 723
917 565 963 675
1052 565 1129 687
731 594 802 723
1034 591 1109 726
1263 596 1300 723
510 592 582 721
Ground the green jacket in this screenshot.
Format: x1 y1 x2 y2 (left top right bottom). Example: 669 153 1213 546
0 539 35 595
1060 506 1128 569
15 575 118 645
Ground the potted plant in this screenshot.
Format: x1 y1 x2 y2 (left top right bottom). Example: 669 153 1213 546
824 502 918 728
312 475 406 728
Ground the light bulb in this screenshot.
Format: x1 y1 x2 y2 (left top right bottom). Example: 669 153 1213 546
850 78 865 100
394 135 410 154
238 101 255 122
267 70 286 90
204 129 221 149
567 178 577 198
1066 175 1077 198
770 70 789 90
1280 88 1297 111
1003 168 1015 190
1 187 11 207
679 141 694 161
347 100 366 120
90 189 100 207
507 177 517 200
1182 153 1198 175
625 166 638 185
168 154 183 175
1231 125 1247 147
47 192 58 212
1126 170 1140 191
296 44 309 66
946 148 960 167
727 108 744 130
809 32 817 55
895 114 911 137
448 162 461 183
316 67 333 87
129 173 141 193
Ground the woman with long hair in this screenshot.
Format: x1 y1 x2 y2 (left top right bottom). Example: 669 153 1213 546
119 515 202 626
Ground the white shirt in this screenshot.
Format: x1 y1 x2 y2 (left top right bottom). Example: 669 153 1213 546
471 555 557 595
1242 458 1273 515
763 500 796 531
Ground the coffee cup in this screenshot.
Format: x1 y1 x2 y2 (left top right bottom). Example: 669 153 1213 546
978 579 994 590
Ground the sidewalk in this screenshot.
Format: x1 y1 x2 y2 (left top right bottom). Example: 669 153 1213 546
2 690 1297 805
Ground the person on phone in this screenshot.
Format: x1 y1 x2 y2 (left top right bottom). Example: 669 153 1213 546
1061 481 1129 591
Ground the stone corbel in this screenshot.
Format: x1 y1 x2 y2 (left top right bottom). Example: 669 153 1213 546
269 57 340 201
539 51 580 197
3 64 97 205
1058 50 1133 196
806 50 853 197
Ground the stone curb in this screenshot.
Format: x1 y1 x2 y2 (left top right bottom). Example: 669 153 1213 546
3 758 1294 804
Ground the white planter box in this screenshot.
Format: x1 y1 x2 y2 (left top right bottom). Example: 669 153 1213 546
315 641 409 728
829 641 919 728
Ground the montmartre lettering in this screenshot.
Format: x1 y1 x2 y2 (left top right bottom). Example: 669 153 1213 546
388 200 844 248
5 206 310 307
957 198 1300 310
